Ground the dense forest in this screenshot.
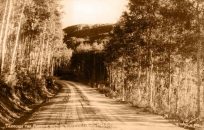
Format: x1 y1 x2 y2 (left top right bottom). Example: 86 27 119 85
106 0 204 127
0 0 203 128
0 0 72 125
65 0 204 128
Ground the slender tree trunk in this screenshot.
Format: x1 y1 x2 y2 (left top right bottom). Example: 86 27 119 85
45 39 49 76
39 38 45 77
195 3 202 128
1 0 12 73
197 39 202 125
9 3 25 74
168 47 172 113
28 38 34 73
154 66 158 109
47 47 51 76
0 0 9 67
138 64 142 104
176 68 181 114
146 66 149 101
122 65 125 102
146 28 153 108
149 49 153 108
36 46 41 75
51 58 54 76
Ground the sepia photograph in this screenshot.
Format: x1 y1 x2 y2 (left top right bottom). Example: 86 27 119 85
0 0 204 129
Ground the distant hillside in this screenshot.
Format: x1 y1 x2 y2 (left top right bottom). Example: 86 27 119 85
63 24 113 43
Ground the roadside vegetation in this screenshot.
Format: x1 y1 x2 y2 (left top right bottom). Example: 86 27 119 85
105 0 204 128
0 0 72 125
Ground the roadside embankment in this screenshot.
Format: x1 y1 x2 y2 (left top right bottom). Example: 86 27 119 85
0 76 61 127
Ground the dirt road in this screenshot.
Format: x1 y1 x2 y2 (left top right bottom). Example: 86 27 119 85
8 80 186 130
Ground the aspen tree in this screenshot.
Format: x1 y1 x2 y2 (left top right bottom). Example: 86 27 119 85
9 1 25 75
195 1 203 129
0 0 9 65
1 0 13 73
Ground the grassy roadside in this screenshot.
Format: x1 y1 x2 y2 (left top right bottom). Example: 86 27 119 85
96 84 196 130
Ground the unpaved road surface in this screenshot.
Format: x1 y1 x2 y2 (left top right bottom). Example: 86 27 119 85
8 80 186 130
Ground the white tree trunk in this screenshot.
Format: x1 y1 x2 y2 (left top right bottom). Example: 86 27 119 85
0 0 9 60
9 2 25 74
1 0 12 73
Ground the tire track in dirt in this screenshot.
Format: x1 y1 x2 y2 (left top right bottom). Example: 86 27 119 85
6 80 187 130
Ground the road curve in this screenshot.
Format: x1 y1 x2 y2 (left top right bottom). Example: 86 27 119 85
11 80 186 130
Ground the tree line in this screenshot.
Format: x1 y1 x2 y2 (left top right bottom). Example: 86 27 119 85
0 0 71 86
104 0 204 127
0 0 72 123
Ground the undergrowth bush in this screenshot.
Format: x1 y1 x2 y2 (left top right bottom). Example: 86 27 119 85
14 70 58 104
0 78 12 98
